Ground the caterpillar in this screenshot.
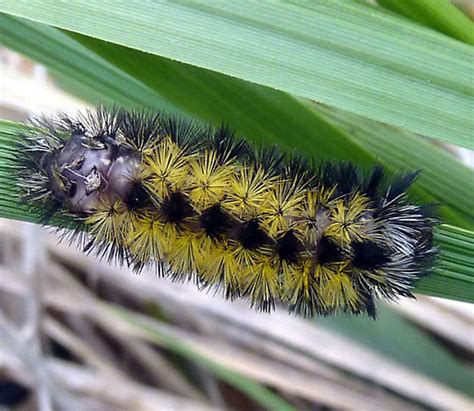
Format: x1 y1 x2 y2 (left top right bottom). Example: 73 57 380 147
16 107 437 317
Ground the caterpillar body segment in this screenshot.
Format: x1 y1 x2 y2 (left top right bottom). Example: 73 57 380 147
16 108 437 317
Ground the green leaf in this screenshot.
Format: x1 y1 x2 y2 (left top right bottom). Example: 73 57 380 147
378 0 474 45
416 225 474 303
0 14 372 165
0 14 175 112
64 31 373 163
0 1 473 148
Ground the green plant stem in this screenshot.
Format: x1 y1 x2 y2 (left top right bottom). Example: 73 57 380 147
0 120 472 303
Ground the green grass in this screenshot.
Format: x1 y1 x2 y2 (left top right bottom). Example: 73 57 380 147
378 0 474 45
0 1 473 149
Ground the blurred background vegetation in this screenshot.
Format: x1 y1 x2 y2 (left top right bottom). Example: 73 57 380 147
0 0 473 410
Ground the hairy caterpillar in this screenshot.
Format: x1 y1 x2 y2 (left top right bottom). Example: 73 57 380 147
16 107 437 317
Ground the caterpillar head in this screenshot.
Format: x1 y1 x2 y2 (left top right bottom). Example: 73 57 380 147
17 120 143 216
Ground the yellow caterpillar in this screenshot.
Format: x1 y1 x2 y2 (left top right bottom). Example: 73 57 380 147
17 107 437 317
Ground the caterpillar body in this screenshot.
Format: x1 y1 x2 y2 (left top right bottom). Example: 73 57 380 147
16 107 437 317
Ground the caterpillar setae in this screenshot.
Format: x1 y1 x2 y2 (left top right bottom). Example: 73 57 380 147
16 107 437 317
